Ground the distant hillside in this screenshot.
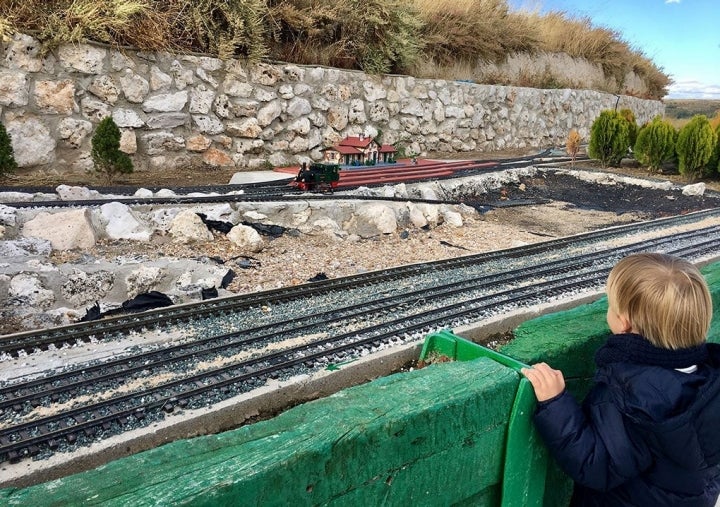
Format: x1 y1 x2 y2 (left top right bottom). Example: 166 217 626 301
665 99 720 120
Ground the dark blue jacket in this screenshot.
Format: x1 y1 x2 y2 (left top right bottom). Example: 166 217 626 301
534 333 720 506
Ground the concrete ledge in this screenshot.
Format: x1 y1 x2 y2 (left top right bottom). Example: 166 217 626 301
1 359 517 506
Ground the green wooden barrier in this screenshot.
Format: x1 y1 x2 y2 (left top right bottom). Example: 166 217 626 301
419 331 548 507
1 355 519 506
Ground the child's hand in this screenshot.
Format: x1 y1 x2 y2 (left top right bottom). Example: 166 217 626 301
521 362 566 402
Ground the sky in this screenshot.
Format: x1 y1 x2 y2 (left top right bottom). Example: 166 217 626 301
507 0 720 99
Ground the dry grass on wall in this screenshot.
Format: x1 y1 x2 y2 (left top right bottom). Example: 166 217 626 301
0 0 670 99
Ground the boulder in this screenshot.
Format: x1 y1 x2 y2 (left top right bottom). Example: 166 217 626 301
168 210 213 243
98 202 153 241
22 208 97 250
227 224 264 252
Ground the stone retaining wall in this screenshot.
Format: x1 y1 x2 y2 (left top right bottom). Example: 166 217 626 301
0 33 664 174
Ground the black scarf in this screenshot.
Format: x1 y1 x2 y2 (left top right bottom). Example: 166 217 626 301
595 333 709 370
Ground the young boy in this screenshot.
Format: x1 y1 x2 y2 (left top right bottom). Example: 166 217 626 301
522 253 720 506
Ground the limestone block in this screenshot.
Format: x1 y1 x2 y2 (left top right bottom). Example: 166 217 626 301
120 130 137 154
226 118 262 138
0 204 17 226
287 118 311 135
286 97 312 118
34 80 76 114
227 224 264 252
249 63 282 86
6 116 55 166
56 185 101 201
22 208 97 250
247 100 278 128
327 106 349 131
203 148 234 167
169 210 213 243
145 113 187 129
223 77 253 98
348 203 398 237
8 273 55 308
283 65 305 82
4 33 44 72
195 67 218 88
441 208 463 227
142 132 185 155
88 75 121 104
61 269 115 306
125 266 165 299
150 66 173 91
363 79 387 102
0 237 52 257
683 182 705 197
98 202 152 241
408 204 428 229
348 99 367 124
186 135 212 152
229 99 259 118
120 71 150 103
80 97 112 122
143 91 189 112
58 43 106 74
0 71 29 106
58 118 92 148
279 84 294 100
368 102 389 123
113 109 145 128
254 88 277 102
192 115 224 135
190 85 215 114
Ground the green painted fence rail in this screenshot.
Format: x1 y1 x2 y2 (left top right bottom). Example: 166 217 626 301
3 261 720 506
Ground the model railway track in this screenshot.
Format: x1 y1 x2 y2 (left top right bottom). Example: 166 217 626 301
0 151 578 209
3 208 720 357
2 216 720 464
2 226 717 412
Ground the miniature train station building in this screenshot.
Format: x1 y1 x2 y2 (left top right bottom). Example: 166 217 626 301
322 134 397 166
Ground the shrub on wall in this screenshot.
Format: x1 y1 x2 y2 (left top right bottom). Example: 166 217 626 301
634 116 676 173
0 122 18 179
91 116 133 183
588 109 630 167
676 115 717 181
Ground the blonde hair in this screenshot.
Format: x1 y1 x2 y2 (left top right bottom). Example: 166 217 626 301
606 253 712 349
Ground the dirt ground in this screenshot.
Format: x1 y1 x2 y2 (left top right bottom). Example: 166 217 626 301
41 155 720 298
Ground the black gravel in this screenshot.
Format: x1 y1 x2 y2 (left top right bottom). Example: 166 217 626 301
496 170 720 217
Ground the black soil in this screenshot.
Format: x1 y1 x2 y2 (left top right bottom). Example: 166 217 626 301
494 171 720 217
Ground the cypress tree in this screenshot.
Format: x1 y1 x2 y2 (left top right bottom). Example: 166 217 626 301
676 115 716 181
634 116 676 173
91 116 133 183
588 110 630 168
0 122 18 179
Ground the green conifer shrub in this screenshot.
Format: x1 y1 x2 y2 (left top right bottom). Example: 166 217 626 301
676 115 717 181
619 108 638 148
588 110 630 167
0 122 18 179
633 116 676 173
707 124 720 177
91 116 133 182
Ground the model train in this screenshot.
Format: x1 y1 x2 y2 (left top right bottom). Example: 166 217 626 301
293 162 340 192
